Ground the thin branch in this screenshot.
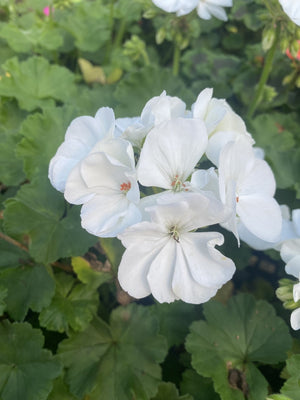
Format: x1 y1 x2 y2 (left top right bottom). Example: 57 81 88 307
0 231 29 252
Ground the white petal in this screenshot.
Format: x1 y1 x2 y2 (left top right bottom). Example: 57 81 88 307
293 281 300 302
279 0 300 26
94 107 116 138
237 194 282 242
292 209 300 236
291 308 300 330
137 118 208 189
91 138 135 169
205 4 228 21
179 231 235 288
191 88 213 120
171 244 218 303
281 239 300 264
285 255 300 279
118 222 170 298
239 159 276 197
197 3 213 19
81 196 141 237
64 162 95 205
115 116 140 137
147 239 180 303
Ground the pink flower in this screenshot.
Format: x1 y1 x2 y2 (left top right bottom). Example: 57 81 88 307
43 6 54 16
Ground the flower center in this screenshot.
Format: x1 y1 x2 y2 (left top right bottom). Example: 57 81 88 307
169 225 180 243
171 175 186 192
120 181 131 194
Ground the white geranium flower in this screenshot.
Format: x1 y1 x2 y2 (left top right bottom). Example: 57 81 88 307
49 107 115 192
137 117 208 190
192 88 254 165
121 91 186 148
278 0 300 26
118 193 235 303
64 138 141 237
218 138 282 243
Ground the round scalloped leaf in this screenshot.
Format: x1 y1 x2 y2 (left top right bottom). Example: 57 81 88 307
0 263 55 321
281 355 300 400
186 294 292 400
39 272 99 334
58 303 168 400
180 369 220 400
0 56 76 111
3 179 97 264
0 321 62 400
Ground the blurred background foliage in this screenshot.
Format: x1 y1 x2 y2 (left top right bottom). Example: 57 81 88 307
0 0 300 399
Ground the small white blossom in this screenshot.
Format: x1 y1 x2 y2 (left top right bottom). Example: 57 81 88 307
64 138 141 237
121 91 186 148
137 117 208 190
48 107 115 192
192 88 254 165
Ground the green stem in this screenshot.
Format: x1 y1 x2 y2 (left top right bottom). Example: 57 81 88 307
114 19 127 49
172 43 181 76
247 25 280 119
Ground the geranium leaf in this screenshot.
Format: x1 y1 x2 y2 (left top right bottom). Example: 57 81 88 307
113 66 195 117
72 256 113 289
39 272 99 334
58 1 110 52
151 382 193 400
0 321 62 400
0 263 55 321
58 303 168 399
180 369 220 400
0 56 76 111
186 294 292 400
0 286 7 316
151 301 199 347
251 112 300 192
281 355 300 400
3 179 96 264
16 106 79 180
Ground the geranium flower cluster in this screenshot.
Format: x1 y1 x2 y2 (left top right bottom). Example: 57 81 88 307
49 89 282 304
151 0 233 21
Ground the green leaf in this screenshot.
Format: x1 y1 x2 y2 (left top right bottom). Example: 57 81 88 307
281 355 300 400
0 321 62 400
100 237 125 272
180 369 220 400
250 112 300 192
39 272 99 334
267 395 293 400
0 19 63 53
113 66 195 117
151 382 193 400
58 1 110 52
0 101 27 185
0 286 7 316
185 294 292 400
0 56 76 111
0 263 55 321
47 376 77 400
58 303 168 399
0 234 29 269
16 106 79 180
3 179 96 264
72 256 113 289
151 301 199 347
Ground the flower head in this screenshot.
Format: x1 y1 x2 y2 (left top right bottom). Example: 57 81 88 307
118 193 235 303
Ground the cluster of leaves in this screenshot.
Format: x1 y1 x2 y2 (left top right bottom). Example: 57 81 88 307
0 0 300 399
